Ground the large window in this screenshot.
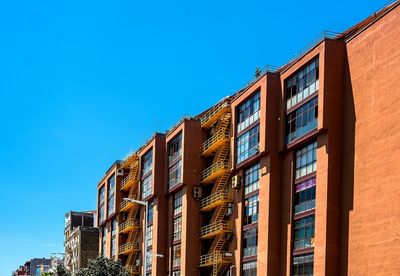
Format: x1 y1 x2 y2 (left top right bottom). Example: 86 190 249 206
294 177 316 215
148 204 154 224
295 142 317 179
146 225 153 248
168 133 183 189
141 174 153 199
172 244 181 267
237 91 260 133
172 271 180 276
168 133 182 164
146 249 153 272
173 190 183 216
99 186 105 223
107 174 115 216
293 215 315 250
173 217 182 241
243 261 257 276
292 253 314 276
142 149 153 176
243 227 258 257
141 150 153 199
244 163 260 195
169 160 182 189
111 219 117 257
286 97 318 144
99 186 105 205
286 57 319 110
244 194 259 225
236 125 260 164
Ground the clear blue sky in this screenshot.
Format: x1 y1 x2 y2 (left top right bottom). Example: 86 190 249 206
0 0 388 274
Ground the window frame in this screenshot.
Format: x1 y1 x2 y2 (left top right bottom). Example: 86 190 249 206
286 96 318 144
237 90 261 133
243 227 258 257
236 125 260 164
295 142 317 179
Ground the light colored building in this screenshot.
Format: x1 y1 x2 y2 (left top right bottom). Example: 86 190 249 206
64 211 98 273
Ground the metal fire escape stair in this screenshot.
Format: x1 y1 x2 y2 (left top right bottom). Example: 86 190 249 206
198 99 232 276
119 155 141 275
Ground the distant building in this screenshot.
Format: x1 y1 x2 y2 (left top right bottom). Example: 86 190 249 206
64 211 99 274
13 257 63 276
13 262 29 276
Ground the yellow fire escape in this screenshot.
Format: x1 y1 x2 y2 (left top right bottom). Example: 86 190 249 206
198 99 233 276
119 154 141 275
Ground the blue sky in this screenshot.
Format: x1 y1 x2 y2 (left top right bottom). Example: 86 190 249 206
0 0 388 274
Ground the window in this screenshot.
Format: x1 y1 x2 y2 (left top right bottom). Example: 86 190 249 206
111 219 117 236
111 236 116 257
173 217 182 241
286 96 318 144
173 190 183 216
141 174 153 199
168 133 182 164
172 271 180 276
294 177 316 215
244 163 260 195
146 249 153 272
108 174 115 196
237 91 261 133
293 215 315 250
244 194 259 225
172 244 181 267
295 142 317 179
99 186 105 205
243 261 257 276
146 225 153 248
107 174 115 216
142 149 153 176
102 227 107 257
99 186 105 223
286 57 319 110
148 204 154 224
236 125 260 164
292 253 314 276
141 150 153 199
169 160 182 189
243 227 258 257
107 197 115 216
99 205 105 224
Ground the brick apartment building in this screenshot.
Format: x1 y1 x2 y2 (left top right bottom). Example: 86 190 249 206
96 1 400 275
64 211 99 273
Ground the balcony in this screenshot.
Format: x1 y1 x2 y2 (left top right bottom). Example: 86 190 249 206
198 251 232 267
125 265 140 275
202 130 230 156
200 100 230 128
201 160 229 183
120 173 138 191
120 200 137 212
200 190 231 211
119 219 141 234
119 242 140 255
199 221 231 239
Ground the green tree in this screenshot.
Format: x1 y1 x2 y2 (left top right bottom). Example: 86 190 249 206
55 263 70 276
75 256 129 276
41 273 53 276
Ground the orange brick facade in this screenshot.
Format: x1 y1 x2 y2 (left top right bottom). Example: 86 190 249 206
96 2 400 275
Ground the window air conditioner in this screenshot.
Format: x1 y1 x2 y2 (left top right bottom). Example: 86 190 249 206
232 175 241 189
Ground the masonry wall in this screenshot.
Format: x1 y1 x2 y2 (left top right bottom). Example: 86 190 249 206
341 5 400 275
80 229 99 268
